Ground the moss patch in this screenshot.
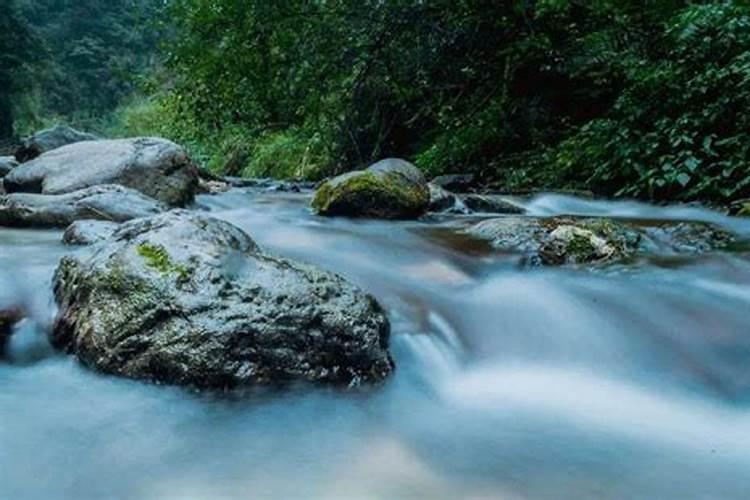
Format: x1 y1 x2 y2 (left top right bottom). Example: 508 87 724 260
137 243 190 281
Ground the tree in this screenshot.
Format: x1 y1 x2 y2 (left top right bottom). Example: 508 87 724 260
0 0 38 139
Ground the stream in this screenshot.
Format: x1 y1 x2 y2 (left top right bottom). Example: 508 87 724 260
2 189 750 499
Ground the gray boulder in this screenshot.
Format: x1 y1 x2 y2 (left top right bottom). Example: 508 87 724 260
5 137 199 206
15 124 98 162
62 220 121 245
0 185 165 228
0 156 18 176
312 158 429 219
52 210 394 389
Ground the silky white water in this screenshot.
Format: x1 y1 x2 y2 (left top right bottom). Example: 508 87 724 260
2 190 749 499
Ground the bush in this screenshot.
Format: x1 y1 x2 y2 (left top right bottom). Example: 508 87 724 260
549 4 750 202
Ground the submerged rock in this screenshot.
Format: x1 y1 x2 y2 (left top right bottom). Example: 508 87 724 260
312 158 429 219
5 137 199 206
0 156 18 176
14 124 98 163
62 220 121 245
0 185 165 228
0 306 24 357
52 210 393 389
466 216 730 265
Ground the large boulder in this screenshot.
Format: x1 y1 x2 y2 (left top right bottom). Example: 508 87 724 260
14 124 98 163
467 216 733 265
51 210 394 389
62 220 120 245
0 156 18 176
0 185 165 228
312 158 429 219
4 137 199 206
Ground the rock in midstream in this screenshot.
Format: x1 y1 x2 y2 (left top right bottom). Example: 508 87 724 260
52 210 394 389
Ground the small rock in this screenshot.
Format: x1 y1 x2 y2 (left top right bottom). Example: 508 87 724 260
428 183 459 212
0 306 25 357
0 185 165 228
197 178 231 194
539 225 619 265
431 173 475 192
14 124 98 162
461 193 525 214
62 220 121 245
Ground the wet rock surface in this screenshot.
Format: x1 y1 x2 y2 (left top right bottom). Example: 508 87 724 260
14 124 98 163
62 220 121 245
0 305 25 357
0 185 165 228
312 158 429 219
460 193 525 214
5 137 199 206
52 210 394 389
0 156 18 176
466 216 733 265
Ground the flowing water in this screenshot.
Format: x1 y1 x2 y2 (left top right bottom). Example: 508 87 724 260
2 189 750 499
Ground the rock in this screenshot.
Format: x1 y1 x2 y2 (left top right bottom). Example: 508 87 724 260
428 183 457 212
467 216 733 265
0 306 24 356
223 176 267 188
461 193 525 214
0 156 18 176
14 124 98 163
640 222 734 255
62 220 120 245
431 173 475 192
51 210 394 389
0 185 165 228
538 225 621 265
197 178 231 195
466 216 548 254
5 137 199 206
312 158 429 219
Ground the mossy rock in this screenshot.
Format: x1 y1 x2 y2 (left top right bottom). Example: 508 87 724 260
312 159 429 219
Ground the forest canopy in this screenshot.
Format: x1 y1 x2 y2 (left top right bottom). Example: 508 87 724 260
4 0 750 203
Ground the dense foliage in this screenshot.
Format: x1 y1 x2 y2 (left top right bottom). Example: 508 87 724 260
7 0 750 203
0 0 38 140
7 0 163 135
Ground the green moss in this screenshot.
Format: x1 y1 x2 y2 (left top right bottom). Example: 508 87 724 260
312 171 429 219
565 232 598 261
137 243 190 281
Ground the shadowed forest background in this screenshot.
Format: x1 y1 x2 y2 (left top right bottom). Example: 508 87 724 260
3 0 750 203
